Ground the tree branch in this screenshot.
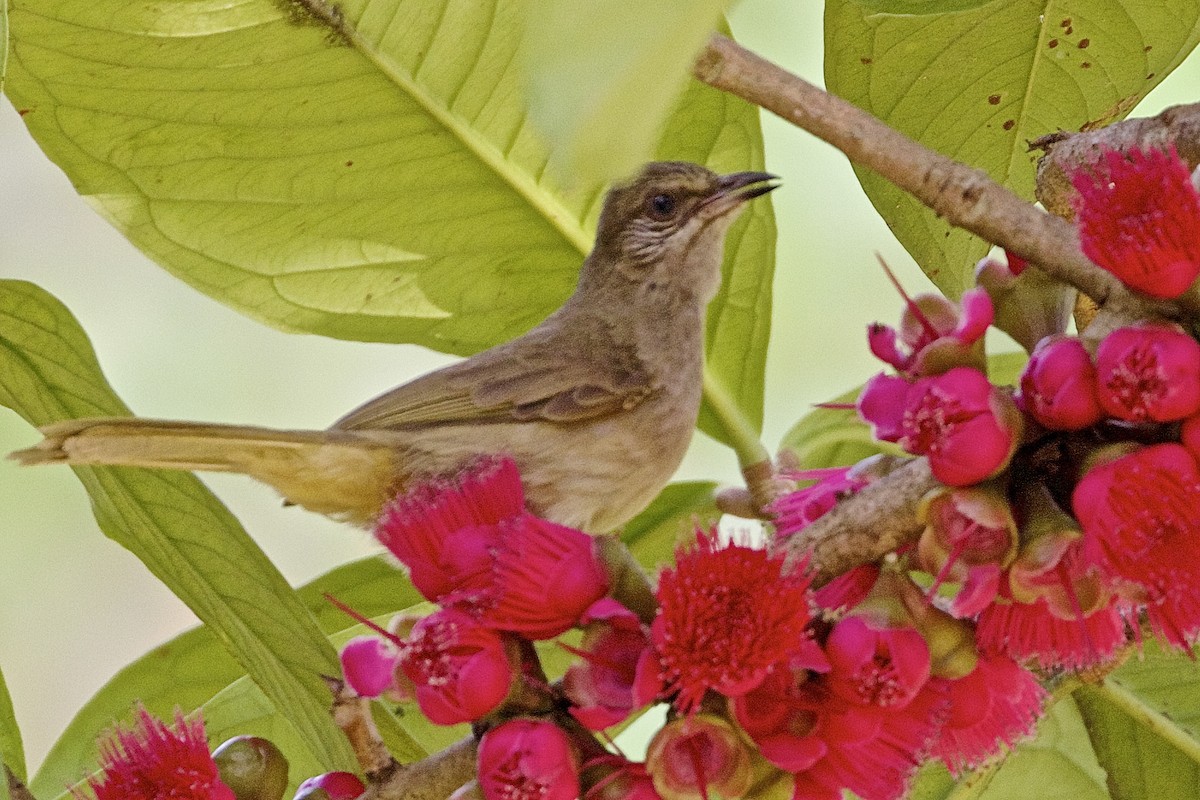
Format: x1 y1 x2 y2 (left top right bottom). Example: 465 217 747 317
691 34 1171 324
361 737 479 800
777 458 937 585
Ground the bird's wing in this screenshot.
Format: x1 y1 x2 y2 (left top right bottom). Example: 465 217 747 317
331 328 655 431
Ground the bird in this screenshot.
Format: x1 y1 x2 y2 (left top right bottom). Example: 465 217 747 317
10 162 777 532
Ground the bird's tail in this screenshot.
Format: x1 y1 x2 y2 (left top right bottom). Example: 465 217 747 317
9 417 400 525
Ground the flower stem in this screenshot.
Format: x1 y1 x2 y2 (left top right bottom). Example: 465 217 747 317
701 365 769 470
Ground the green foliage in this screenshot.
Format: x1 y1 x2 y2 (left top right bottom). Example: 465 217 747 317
3 0 775 445
622 481 721 570
0 280 355 773
0 662 24 800
523 0 732 183
29 556 414 796
826 0 1200 297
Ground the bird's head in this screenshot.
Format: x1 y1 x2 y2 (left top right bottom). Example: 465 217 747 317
584 161 778 305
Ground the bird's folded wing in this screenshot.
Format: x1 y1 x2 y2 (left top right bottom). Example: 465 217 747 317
331 334 655 431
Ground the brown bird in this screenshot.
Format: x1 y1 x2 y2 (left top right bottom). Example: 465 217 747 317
10 162 777 532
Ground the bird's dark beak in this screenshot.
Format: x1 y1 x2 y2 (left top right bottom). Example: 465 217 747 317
699 171 780 219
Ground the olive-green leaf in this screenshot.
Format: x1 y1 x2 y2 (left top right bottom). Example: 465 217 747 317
523 0 732 183
622 480 720 571
4 0 775 444
850 0 995 12
30 555 413 796
0 661 24 800
0 0 8 92
1074 641 1200 800
826 0 1200 297
0 280 354 773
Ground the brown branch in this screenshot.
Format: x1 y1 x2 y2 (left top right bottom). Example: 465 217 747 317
691 34 1171 324
362 737 479 800
778 458 938 585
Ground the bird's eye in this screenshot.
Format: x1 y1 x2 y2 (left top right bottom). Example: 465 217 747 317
648 193 676 219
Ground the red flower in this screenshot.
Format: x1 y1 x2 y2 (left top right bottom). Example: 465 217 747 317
1018 335 1103 430
374 457 518 604
933 653 1044 775
82 708 235 800
396 608 518 725
1072 145 1200 299
729 664 827 772
1094 323 1200 423
976 597 1126 671
481 515 611 640
477 719 580 800
1074 443 1200 649
824 616 931 711
644 714 754 800
296 772 366 799
650 533 814 712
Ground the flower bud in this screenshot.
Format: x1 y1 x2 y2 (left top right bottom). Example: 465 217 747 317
212 736 289 800
645 714 753 800
1017 336 1103 429
1095 323 1200 422
338 635 401 699
294 772 365 800
477 719 580 800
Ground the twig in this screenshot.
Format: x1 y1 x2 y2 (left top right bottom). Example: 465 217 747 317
361 737 480 800
326 677 397 777
691 34 1170 324
779 458 938 584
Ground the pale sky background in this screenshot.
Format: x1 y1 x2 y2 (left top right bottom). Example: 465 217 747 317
2 0 1200 777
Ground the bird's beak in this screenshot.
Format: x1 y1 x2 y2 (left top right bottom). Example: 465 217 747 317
698 171 780 219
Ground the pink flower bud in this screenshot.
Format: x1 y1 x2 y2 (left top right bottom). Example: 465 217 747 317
1072 145 1200 299
339 635 401 699
1095 323 1200 422
645 715 753 800
477 719 580 800
868 288 992 377
1018 336 1103 430
898 367 1022 486
562 599 654 730
397 608 517 725
824 616 931 711
295 772 366 800
917 486 1017 617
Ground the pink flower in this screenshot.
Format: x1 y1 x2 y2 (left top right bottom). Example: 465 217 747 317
868 288 993 377
584 759 662 800
1094 323 1200 422
813 564 881 614
772 467 869 540
1074 443 1200 649
480 515 611 640
729 664 828 772
976 596 1126 670
396 608 518 725
374 457 519 604
81 708 235 800
478 719 580 800
824 616 931 711
861 368 1022 486
644 714 753 800
296 772 366 799
562 599 655 730
917 486 1018 617
933 653 1044 775
1072 145 1200 299
339 635 401 699
1018 336 1103 430
650 533 814 712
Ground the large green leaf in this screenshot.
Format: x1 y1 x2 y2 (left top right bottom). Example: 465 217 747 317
0 280 354 773
825 0 1200 297
622 480 720 571
1074 641 1200 800
31 555 413 795
523 0 731 183
0 661 23 800
4 0 775 442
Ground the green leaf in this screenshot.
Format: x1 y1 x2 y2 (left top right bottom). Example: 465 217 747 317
31 554 413 795
0 0 8 93
5 0 775 447
825 0 1200 297
850 0 994 11
0 280 355 773
0 662 24 800
622 481 720 571
523 0 730 183
1074 641 1200 800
